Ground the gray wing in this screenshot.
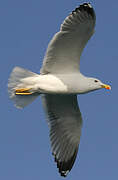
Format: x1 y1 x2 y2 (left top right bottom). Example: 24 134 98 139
41 94 82 177
40 3 96 74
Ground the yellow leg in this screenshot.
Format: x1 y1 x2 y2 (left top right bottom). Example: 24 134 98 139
15 88 33 95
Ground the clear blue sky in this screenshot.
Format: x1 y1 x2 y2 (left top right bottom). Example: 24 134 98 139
0 0 117 179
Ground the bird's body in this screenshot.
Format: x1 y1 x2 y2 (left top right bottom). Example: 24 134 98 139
8 3 111 177
11 71 105 95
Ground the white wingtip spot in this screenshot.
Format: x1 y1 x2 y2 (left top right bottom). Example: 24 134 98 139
84 3 92 8
62 170 69 176
88 3 92 8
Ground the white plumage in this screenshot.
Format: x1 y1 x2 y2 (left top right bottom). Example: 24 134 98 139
8 3 111 177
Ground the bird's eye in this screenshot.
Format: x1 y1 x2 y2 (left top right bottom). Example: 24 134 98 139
94 80 98 83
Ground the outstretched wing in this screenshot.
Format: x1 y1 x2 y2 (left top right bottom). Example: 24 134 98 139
40 3 96 74
41 94 82 177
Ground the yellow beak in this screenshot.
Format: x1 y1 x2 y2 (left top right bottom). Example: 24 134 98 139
101 84 111 90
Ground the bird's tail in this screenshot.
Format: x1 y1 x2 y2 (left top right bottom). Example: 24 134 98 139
8 66 39 109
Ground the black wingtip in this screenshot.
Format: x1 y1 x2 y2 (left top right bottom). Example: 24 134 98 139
53 148 78 177
72 2 95 20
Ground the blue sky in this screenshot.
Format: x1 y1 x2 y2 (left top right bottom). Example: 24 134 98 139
0 0 117 179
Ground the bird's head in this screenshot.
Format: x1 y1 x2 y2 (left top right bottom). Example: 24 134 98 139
87 77 111 92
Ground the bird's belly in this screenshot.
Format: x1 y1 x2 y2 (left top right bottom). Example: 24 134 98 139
34 75 68 94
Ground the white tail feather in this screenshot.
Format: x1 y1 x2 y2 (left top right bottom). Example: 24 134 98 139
8 66 39 109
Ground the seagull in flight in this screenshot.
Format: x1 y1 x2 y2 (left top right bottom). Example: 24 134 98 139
8 2 111 177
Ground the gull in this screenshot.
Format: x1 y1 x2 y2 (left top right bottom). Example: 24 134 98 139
8 3 111 177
